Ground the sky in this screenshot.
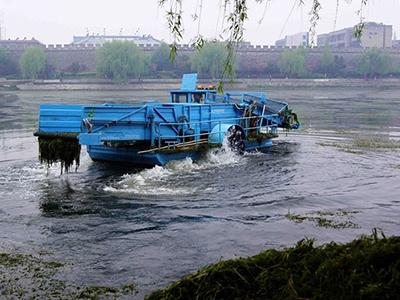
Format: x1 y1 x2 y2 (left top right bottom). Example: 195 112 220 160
0 0 399 45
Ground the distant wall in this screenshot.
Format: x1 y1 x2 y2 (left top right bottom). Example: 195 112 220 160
2 43 400 76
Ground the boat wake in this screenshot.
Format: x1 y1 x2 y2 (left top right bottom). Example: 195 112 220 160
103 138 245 195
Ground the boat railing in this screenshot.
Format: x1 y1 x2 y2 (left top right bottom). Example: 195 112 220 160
205 93 226 103
207 93 288 114
154 115 278 150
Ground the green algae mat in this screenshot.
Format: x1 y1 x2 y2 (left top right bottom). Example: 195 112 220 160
147 233 400 300
0 253 136 299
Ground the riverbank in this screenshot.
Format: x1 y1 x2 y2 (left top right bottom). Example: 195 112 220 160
2 77 400 91
146 232 400 300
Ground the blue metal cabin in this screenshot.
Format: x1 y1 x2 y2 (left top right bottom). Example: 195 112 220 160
35 74 299 168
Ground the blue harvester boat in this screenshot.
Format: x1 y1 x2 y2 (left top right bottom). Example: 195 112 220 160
35 74 300 170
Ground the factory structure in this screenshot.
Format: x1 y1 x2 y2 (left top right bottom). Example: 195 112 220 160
275 22 396 49
275 32 310 48
317 22 392 48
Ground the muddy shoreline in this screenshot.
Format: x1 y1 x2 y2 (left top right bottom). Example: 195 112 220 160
2 78 400 91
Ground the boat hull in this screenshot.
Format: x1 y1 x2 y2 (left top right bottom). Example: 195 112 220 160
87 145 203 167
87 138 274 167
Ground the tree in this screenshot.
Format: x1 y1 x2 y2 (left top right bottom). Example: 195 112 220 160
0 48 18 76
43 63 57 79
278 48 307 78
358 48 390 79
96 41 149 81
319 46 334 77
151 43 174 72
332 55 346 77
191 42 228 79
19 47 47 79
66 62 88 75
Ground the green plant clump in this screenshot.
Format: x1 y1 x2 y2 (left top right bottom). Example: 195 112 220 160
286 210 360 229
38 136 81 173
147 232 400 300
0 252 136 299
96 40 148 82
19 46 47 79
352 137 400 149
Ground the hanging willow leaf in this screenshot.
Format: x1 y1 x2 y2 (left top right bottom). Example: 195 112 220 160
192 36 205 50
159 0 369 91
160 0 369 51
354 22 365 39
217 81 224 94
354 0 367 39
309 0 322 47
169 43 178 62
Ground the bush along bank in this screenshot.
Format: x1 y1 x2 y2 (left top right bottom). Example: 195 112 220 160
146 231 400 300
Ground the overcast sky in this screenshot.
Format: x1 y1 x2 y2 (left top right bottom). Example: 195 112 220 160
0 0 399 45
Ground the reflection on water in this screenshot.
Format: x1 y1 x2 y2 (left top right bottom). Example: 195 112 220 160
0 87 400 298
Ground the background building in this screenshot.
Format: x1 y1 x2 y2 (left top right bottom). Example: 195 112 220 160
317 22 392 48
275 32 309 47
360 22 392 48
72 34 162 47
0 38 43 50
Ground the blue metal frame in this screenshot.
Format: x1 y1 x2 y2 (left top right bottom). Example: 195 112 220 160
35 74 299 166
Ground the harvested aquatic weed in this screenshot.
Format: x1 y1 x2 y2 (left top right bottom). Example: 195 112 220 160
76 284 136 299
146 231 400 300
286 210 360 229
38 135 81 173
317 141 364 154
0 252 136 299
318 136 400 153
352 137 400 149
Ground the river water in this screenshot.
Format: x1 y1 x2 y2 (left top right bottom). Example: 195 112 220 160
0 87 400 298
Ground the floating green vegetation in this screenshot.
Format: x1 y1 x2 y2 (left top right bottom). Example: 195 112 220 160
38 135 81 173
0 252 64 268
77 284 136 299
286 209 360 229
352 137 400 149
334 128 352 135
317 141 363 154
146 232 400 300
318 137 400 153
340 148 364 154
0 252 137 299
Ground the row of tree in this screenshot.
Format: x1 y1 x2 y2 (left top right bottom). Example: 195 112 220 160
1 47 55 79
0 48 18 76
275 47 394 79
96 41 400 80
0 41 399 80
96 41 229 81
